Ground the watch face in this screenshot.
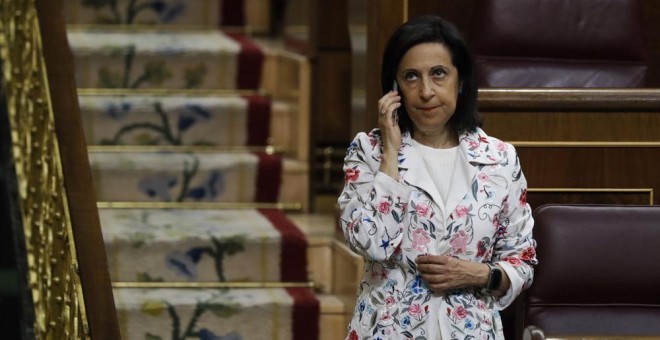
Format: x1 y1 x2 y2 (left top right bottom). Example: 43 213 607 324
487 265 502 291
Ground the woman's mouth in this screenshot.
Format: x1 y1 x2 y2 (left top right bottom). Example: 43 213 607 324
418 106 439 112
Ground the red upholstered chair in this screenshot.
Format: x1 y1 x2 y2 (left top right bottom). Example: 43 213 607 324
525 205 660 336
470 0 649 87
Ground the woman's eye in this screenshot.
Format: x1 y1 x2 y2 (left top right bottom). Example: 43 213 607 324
404 72 418 81
432 68 447 78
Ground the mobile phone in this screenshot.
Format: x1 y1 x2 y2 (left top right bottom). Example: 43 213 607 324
392 81 399 122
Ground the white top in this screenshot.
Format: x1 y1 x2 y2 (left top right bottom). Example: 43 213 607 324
411 139 459 205
412 139 459 340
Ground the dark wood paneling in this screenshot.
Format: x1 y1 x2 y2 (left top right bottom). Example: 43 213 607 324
408 0 478 42
309 0 352 144
517 147 659 205
35 0 121 338
479 89 660 142
484 111 660 142
528 190 652 209
314 52 352 144
365 0 406 131
641 0 660 87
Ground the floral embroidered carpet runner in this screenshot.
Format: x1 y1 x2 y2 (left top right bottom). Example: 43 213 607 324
100 208 308 283
79 94 273 147
66 0 320 338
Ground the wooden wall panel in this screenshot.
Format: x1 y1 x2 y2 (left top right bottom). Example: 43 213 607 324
364 0 407 131
528 190 653 209
641 0 660 87
517 147 659 205
310 0 352 145
314 52 352 144
480 89 660 142
484 111 660 142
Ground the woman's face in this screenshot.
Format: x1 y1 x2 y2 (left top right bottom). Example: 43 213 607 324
396 42 460 135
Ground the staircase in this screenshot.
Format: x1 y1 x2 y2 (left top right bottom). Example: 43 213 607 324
64 1 350 339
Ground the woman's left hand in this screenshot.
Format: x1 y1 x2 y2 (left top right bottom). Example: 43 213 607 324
416 255 488 293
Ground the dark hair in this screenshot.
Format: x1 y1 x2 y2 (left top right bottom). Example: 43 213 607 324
381 15 481 134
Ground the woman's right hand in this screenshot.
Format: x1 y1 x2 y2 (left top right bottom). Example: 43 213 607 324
377 90 402 179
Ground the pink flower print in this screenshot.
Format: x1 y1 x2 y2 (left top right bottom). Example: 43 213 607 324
449 230 470 254
476 300 486 310
378 200 391 214
476 239 488 257
521 247 536 262
415 204 430 217
369 136 378 148
520 188 528 207
345 167 360 182
501 196 510 215
454 205 469 218
453 305 468 319
380 310 394 326
384 295 396 308
412 228 431 253
492 214 500 229
478 173 489 182
468 139 479 149
505 257 522 266
496 141 507 152
384 326 393 335
481 316 493 331
408 303 422 318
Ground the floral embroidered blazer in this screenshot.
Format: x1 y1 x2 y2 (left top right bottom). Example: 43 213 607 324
338 127 537 340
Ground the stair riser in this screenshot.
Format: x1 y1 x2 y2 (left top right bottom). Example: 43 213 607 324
89 152 274 203
89 152 308 206
65 0 271 32
107 240 283 283
92 161 261 203
114 288 298 339
79 95 271 147
74 54 239 90
66 0 221 27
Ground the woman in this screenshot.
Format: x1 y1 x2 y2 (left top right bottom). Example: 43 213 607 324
338 15 537 339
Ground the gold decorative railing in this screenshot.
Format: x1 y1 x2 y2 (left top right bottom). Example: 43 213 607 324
0 0 89 338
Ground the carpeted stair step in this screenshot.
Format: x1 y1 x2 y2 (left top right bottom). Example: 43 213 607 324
113 287 319 340
65 0 272 33
87 150 308 206
78 91 274 147
100 208 309 283
67 27 263 90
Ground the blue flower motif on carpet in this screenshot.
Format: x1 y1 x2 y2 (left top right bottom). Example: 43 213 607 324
186 171 223 201
198 329 242 340
138 174 178 201
165 250 198 280
177 104 212 132
104 101 132 120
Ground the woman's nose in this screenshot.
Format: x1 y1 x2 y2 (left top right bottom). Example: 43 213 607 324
419 78 434 100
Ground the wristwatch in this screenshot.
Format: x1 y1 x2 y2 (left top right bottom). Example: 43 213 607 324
485 263 502 292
